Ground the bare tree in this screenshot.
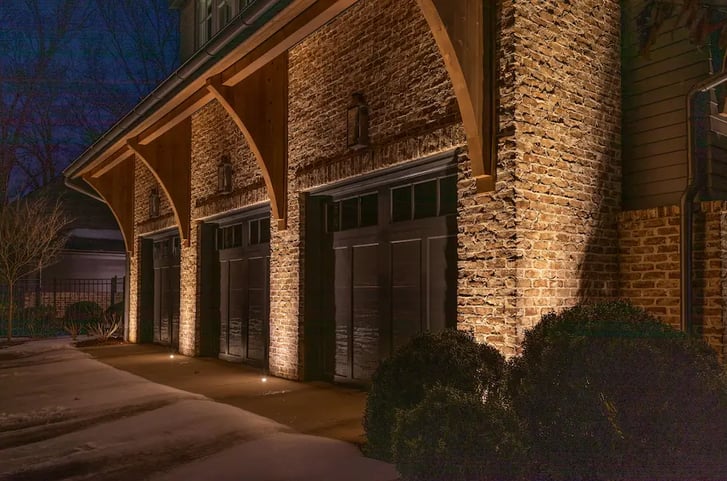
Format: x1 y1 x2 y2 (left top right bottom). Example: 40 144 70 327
78 0 179 137
0 0 91 200
0 198 71 340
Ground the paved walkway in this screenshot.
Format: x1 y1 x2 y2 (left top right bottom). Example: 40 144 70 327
80 342 368 445
0 338 398 481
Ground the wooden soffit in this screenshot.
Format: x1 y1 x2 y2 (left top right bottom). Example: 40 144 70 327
207 52 289 229
416 0 497 192
128 118 193 243
74 0 354 183
83 159 135 256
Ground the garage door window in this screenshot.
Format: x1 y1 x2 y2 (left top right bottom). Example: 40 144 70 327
326 193 379 232
391 174 457 223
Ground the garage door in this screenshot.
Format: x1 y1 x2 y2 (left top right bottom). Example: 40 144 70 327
218 215 270 367
306 155 458 383
153 235 180 349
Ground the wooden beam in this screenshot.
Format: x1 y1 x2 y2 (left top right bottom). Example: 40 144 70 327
416 0 496 192
207 52 289 228
128 118 193 242
83 159 135 256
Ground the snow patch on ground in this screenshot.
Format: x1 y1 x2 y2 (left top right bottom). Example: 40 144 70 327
0 339 398 481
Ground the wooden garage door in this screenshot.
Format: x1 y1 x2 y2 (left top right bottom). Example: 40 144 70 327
218 217 270 367
153 235 180 349
323 169 458 383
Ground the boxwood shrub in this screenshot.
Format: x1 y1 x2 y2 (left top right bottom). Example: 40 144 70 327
363 329 504 461
393 385 525 481
508 301 727 481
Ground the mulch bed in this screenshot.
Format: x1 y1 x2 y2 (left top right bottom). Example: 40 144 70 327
74 338 127 348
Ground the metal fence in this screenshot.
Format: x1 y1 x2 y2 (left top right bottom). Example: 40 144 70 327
0 277 125 338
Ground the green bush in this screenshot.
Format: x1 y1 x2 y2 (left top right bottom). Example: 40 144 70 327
508 301 727 481
363 329 505 461
19 305 57 337
393 385 525 481
64 301 103 326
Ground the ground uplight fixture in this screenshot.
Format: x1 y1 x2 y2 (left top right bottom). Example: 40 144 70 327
169 354 175 359
261 377 268 383
347 93 369 150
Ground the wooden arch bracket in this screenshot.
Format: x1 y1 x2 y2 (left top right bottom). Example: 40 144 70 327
206 52 289 229
83 159 135 256
417 0 497 192
128 118 193 243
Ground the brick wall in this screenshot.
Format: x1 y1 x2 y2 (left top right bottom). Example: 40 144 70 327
619 202 727 361
457 0 622 354
128 157 176 343
123 0 628 375
277 0 465 377
507 0 622 341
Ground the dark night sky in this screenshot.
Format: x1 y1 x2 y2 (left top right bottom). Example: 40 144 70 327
0 0 180 196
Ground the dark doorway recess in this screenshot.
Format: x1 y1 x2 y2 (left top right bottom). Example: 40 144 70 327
152 233 181 349
305 151 458 383
214 207 271 368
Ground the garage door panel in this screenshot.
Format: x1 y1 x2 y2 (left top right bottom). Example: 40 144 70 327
153 269 162 343
219 262 230 355
391 240 422 352
334 247 351 378
247 256 267 362
352 244 381 381
428 235 457 332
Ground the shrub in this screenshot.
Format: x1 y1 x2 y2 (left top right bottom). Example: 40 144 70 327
508 301 727 481
393 385 525 481
363 329 505 461
64 320 81 340
64 301 103 329
86 320 120 341
19 305 57 337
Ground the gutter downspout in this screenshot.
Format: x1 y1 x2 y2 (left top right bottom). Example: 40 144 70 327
681 71 727 334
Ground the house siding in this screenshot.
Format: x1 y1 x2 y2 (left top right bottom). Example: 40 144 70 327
622 0 710 210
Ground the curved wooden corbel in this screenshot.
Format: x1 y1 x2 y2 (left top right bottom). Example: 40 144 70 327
416 0 497 192
206 52 289 229
83 159 135 256
128 118 192 243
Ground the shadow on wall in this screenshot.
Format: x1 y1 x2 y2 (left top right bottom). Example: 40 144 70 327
575 41 621 303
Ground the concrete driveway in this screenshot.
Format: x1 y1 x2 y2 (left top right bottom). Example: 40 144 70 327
0 338 398 481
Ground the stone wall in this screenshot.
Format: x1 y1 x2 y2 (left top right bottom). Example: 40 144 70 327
618 202 727 361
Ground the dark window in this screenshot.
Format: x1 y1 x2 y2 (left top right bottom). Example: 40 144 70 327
391 185 412 222
439 175 457 215
414 180 437 219
360 193 378 227
341 197 358 230
327 202 340 233
249 219 260 245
